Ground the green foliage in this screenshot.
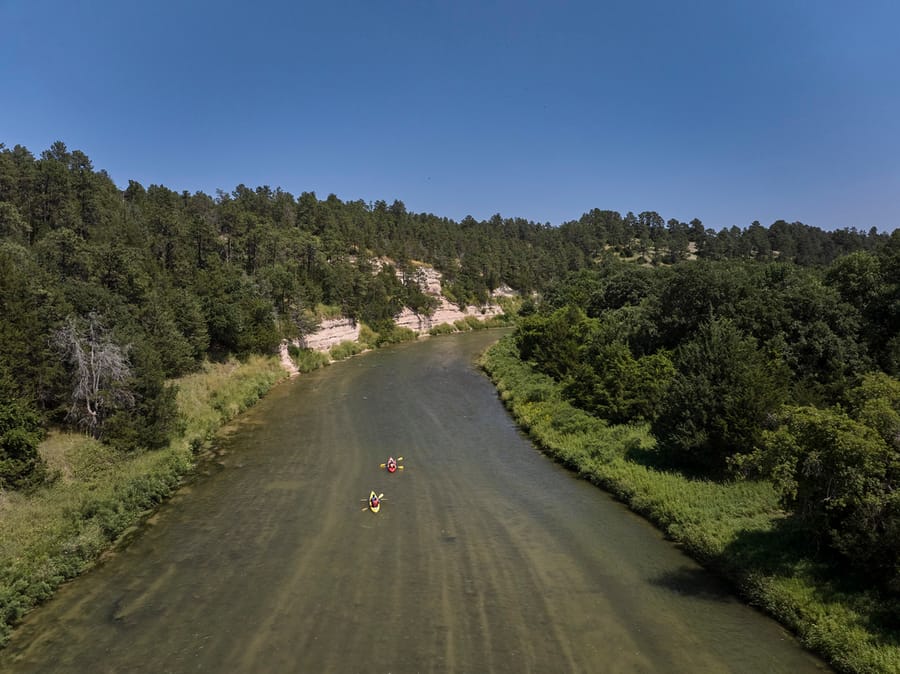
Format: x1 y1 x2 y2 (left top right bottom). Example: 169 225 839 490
0 367 47 490
515 305 588 381
748 405 900 593
452 315 487 331
566 339 676 424
292 348 331 373
481 336 900 674
0 355 285 646
652 318 788 474
845 372 900 451
357 265 405 326
0 242 68 412
101 340 184 452
2 139 898 666
358 323 379 349
428 322 456 336
329 340 365 360
374 325 417 346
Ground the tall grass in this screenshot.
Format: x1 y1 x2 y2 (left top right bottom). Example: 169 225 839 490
428 322 457 336
480 335 900 674
291 348 331 373
0 355 286 646
330 340 366 361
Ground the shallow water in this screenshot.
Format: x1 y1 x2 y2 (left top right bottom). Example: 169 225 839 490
1 330 829 672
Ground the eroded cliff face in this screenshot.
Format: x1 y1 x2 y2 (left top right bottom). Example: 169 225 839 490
281 262 509 362
300 318 361 351
394 299 503 333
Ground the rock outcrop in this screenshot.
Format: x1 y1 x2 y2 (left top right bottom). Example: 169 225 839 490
300 318 361 351
281 262 510 359
394 299 503 334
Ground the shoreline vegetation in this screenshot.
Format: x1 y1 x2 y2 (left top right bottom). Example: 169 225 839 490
4 319 897 673
479 335 900 674
0 355 286 646
0 316 507 647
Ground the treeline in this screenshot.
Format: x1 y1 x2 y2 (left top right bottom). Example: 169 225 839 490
0 139 894 496
0 141 581 491
514 251 900 593
560 208 884 266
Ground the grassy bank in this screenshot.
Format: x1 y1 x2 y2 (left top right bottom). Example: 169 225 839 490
0 355 286 646
480 336 900 674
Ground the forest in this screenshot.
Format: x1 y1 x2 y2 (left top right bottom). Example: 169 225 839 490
1 140 897 595
512 250 900 595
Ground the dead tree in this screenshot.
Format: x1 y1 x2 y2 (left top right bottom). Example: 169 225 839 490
54 313 134 436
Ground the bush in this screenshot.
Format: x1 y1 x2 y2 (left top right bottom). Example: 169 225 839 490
652 318 788 475
330 340 365 360
0 370 47 491
293 348 331 373
358 324 380 349
429 322 456 336
376 326 417 346
462 315 486 330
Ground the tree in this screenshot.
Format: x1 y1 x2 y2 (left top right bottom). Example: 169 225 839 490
565 335 675 424
102 339 183 451
0 201 30 242
748 405 900 591
651 318 788 475
54 313 134 437
0 364 47 490
515 305 588 382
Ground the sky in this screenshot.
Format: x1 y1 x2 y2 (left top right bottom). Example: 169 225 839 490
2 0 899 232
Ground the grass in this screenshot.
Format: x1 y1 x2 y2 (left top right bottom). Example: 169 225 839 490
291 347 331 373
0 355 286 646
330 340 366 361
0 317 515 649
480 335 900 674
428 322 457 336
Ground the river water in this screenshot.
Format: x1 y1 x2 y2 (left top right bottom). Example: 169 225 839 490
1 330 828 673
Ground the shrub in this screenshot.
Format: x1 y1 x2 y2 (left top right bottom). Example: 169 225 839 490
293 348 330 373
429 322 456 336
330 340 365 360
0 369 47 491
376 326 417 346
358 324 380 349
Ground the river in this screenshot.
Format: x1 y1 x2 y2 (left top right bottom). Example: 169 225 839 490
0 330 828 673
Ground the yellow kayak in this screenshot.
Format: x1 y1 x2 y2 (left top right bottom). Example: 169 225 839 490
368 491 381 513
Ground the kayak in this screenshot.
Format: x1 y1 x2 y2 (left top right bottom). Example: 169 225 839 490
381 456 404 473
368 491 381 513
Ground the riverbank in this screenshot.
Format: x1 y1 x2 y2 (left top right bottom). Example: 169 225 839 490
0 312 510 647
0 355 287 646
479 336 900 674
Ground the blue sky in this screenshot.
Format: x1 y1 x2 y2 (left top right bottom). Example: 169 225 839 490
2 0 899 231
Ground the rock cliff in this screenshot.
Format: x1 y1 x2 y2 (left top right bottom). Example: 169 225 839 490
280 262 510 363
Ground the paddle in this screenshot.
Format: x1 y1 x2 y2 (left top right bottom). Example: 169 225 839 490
379 456 404 469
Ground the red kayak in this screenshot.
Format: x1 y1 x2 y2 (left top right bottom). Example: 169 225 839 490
380 456 404 473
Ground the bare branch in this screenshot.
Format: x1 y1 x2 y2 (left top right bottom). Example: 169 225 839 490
54 313 134 436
